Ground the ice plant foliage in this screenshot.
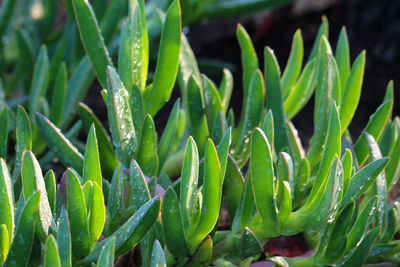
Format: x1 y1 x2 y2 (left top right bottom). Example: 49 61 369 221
0 0 400 266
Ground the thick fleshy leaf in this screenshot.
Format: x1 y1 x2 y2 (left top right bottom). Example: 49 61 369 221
190 139 222 250
0 109 8 159
12 105 32 183
177 33 201 97
150 240 166 267
0 224 9 264
106 66 137 165
28 46 49 122
85 181 106 250
281 29 304 99
35 112 84 171
144 0 181 116
78 103 117 178
224 155 244 220
4 191 40 267
137 115 159 177
233 69 265 166
231 173 254 234
21 151 53 241
158 99 180 170
0 159 13 243
130 159 151 211
96 237 115 267
44 235 61 267
202 75 223 133
218 68 233 114
240 227 263 259
339 51 366 132
186 236 212 266
0 0 17 38
264 47 289 153
186 76 208 154
80 197 160 264
72 0 113 88
284 59 316 119
335 27 351 89
342 156 389 207
354 99 393 165
118 0 148 92
57 208 72 267
250 128 278 235
307 16 329 62
341 149 353 194
49 63 67 128
385 129 400 189
83 125 102 189
66 168 90 258
104 165 124 235
44 170 56 215
180 137 199 236
162 187 188 257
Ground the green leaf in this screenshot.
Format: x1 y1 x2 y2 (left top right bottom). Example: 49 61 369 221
0 109 8 159
385 128 400 189
0 0 17 38
49 63 67 128
341 149 353 194
130 159 151 211
335 27 351 89
4 191 40 267
83 124 102 189
180 137 199 236
286 121 305 165
150 240 166 267
354 99 393 165
12 106 32 183
21 151 53 241
191 139 222 249
66 168 91 258
0 224 9 265
186 235 212 266
96 237 115 267
106 66 137 166
72 0 113 88
281 29 304 99
237 23 259 106
309 102 341 202
62 56 95 129
240 227 263 259
57 208 72 267
86 181 106 250
284 59 316 119
339 51 366 132
345 196 377 252
217 128 232 182
233 69 265 166
79 197 160 264
137 114 159 177
231 173 254 233
35 112 84 171
29 46 49 122
158 99 181 170
218 68 234 114
104 165 124 235
118 0 148 92
202 75 223 133
250 128 279 235
44 170 56 215
161 187 188 257
264 47 289 153
0 159 13 244
307 16 329 62
341 158 389 208
340 227 379 266
224 155 244 220
44 235 61 267
78 103 117 178
177 33 201 98
144 0 181 116
129 84 145 139
186 76 208 154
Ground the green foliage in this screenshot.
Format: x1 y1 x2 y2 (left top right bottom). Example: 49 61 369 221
0 0 399 265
